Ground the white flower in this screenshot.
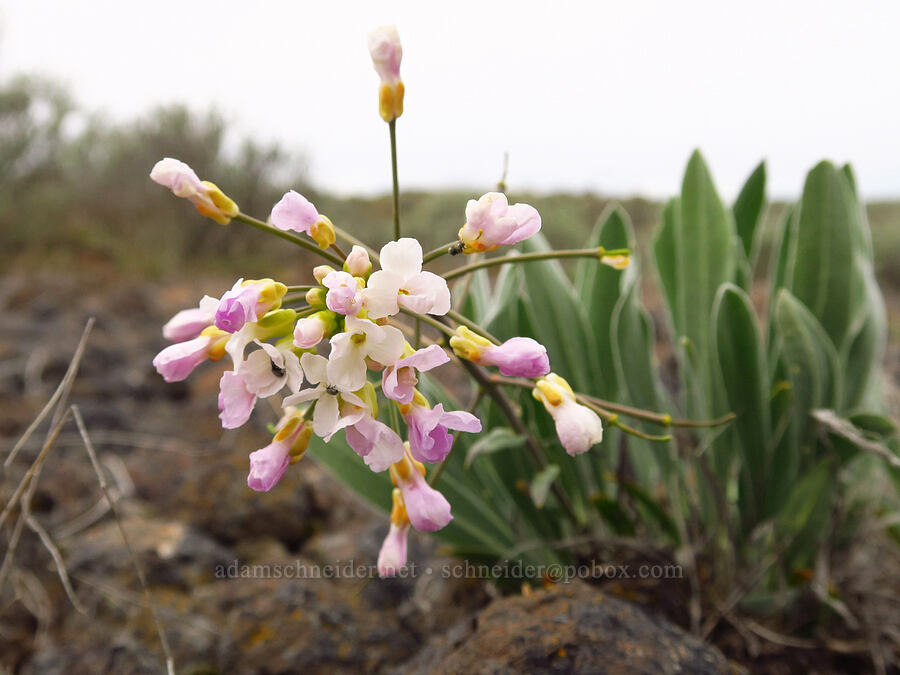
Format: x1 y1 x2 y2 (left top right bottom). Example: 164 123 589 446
363 238 451 319
326 315 405 392
237 340 303 398
283 353 367 439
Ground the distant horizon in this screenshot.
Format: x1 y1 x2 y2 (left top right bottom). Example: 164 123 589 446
3 0 898 201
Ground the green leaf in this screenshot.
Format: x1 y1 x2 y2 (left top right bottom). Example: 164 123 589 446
652 197 681 335
465 428 526 468
575 205 635 399
776 460 831 535
530 464 560 508
676 151 736 386
773 289 842 440
620 480 681 544
712 283 770 524
841 254 887 411
520 233 600 396
785 161 858 350
591 495 636 536
307 435 393 512
733 160 766 259
610 262 671 488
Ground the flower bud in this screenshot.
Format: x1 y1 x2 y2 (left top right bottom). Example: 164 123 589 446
389 446 452 532
378 82 405 123
449 325 493 362
313 265 335 284
600 252 630 270
215 279 287 333
378 488 410 578
532 373 603 456
293 311 335 349
343 245 372 278
480 337 550 378
305 287 327 308
368 26 404 123
150 158 238 225
310 215 336 249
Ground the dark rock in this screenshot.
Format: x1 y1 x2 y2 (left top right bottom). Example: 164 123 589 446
398 582 742 675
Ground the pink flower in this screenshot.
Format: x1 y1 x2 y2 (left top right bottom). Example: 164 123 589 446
390 450 452 532
457 192 541 253
247 414 312 492
382 344 449 404
162 295 219 342
270 190 320 234
346 415 405 472
322 271 363 316
377 521 409 577
150 158 212 208
368 26 402 86
214 279 286 333
532 374 603 456
481 338 550 378
150 157 237 224
344 245 372 278
378 487 410 577
363 238 451 319
293 311 334 349
218 371 256 429
152 334 213 383
404 397 481 464
247 440 291 492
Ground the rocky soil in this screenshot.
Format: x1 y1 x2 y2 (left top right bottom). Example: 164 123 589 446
0 271 877 673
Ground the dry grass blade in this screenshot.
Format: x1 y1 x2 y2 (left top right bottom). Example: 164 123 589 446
23 513 87 614
812 409 900 469
3 317 94 471
0 407 72 531
72 405 176 675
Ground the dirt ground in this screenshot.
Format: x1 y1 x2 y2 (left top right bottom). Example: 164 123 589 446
1 270 899 673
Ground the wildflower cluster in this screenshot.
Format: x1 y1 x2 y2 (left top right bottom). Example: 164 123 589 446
150 25 628 577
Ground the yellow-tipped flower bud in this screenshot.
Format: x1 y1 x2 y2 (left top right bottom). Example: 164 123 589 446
196 181 239 225
200 325 231 361
378 82 405 123
305 287 327 308
389 487 410 527
150 158 239 225
600 252 630 270
313 265 335 283
251 279 288 310
309 215 336 249
449 325 493 362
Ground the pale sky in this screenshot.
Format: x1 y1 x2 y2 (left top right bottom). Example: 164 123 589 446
1 0 898 200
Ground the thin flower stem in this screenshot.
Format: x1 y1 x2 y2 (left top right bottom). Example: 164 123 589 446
331 242 348 260
398 308 457 338
285 285 316 293
577 401 672 443
489 375 735 429
233 212 344 266
578 393 736 429
389 400 403 437
422 242 458 264
445 309 500 345
442 247 631 282
389 119 400 241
